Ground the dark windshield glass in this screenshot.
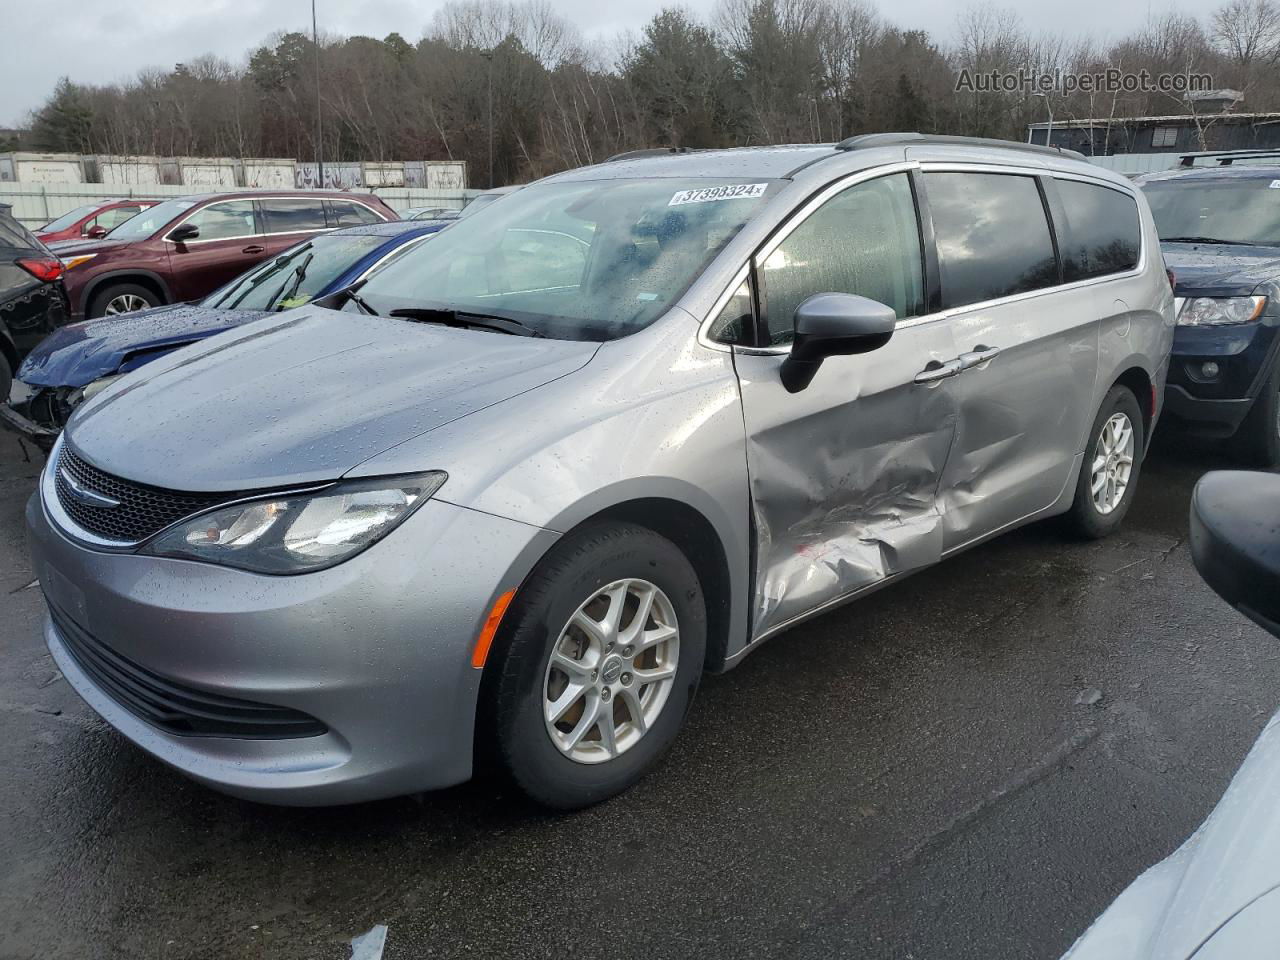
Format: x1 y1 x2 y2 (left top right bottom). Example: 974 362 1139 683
1142 178 1280 246
40 205 98 232
203 234 387 311
105 198 200 240
354 178 781 341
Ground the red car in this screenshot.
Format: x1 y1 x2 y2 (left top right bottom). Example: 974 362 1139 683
34 199 159 245
48 191 398 318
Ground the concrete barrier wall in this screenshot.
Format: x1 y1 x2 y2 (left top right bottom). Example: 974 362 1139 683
1 182 479 227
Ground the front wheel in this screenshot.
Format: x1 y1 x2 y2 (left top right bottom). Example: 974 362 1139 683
89 283 160 319
1064 385 1145 539
484 522 706 809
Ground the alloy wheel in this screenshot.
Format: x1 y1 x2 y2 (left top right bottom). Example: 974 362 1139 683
104 294 150 316
542 578 680 764
1091 411 1135 515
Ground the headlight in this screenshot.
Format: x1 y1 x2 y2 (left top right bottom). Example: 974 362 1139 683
1178 296 1267 326
142 473 447 574
59 253 97 271
72 374 123 407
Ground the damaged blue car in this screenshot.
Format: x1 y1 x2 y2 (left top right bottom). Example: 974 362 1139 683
2 218 445 447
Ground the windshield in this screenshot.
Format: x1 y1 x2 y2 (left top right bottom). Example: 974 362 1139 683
105 198 200 240
353 178 781 340
1142 178 1280 247
203 234 389 311
40 205 98 232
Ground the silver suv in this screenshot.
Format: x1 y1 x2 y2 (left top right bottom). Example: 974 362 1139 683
27 135 1174 809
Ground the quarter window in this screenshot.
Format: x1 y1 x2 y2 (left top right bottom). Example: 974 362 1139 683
758 173 925 346
182 200 258 241
925 172 1058 309
1055 180 1141 281
327 200 382 227
708 278 754 345
260 198 328 234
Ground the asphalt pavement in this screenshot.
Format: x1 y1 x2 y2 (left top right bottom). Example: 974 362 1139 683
2 430 1277 960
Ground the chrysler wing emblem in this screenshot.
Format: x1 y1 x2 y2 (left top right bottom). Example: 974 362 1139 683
60 467 121 509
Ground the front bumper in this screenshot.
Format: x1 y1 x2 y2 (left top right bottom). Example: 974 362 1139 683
1163 320 1279 437
1 380 62 448
26 483 556 805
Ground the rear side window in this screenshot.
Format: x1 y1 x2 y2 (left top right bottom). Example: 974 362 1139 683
925 172 1057 309
183 200 258 241
261 198 328 234
758 172 925 345
0 210 38 249
1055 180 1141 281
327 200 382 227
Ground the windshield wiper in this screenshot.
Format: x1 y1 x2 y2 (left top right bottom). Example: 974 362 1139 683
223 243 313 309
1163 236 1260 246
273 251 315 311
388 307 544 338
326 278 380 315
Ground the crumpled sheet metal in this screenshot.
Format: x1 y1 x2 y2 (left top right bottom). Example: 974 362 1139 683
749 424 952 638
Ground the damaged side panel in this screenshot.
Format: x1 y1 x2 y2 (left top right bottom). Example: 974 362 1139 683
733 319 959 639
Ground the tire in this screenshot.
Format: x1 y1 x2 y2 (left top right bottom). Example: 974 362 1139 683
89 283 160 319
483 522 706 810
1229 361 1280 468
0 352 11 407
1064 385 1146 539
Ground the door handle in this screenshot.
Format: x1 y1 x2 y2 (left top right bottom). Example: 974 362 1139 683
914 358 963 383
242 244 266 254
958 345 1001 370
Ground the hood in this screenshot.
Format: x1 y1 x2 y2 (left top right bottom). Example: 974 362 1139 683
65 307 599 491
18 303 267 388
1162 242 1280 297
1063 711 1280 960
46 236 134 257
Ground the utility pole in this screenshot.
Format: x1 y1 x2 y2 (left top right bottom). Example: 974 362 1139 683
1032 92 1054 148
312 0 325 188
482 49 495 188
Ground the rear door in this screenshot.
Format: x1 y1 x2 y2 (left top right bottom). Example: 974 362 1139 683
166 198 264 300
258 197 332 255
922 168 1100 551
728 169 960 639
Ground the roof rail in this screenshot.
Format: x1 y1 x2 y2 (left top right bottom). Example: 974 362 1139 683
835 133 1087 162
1177 149 1280 167
605 147 701 163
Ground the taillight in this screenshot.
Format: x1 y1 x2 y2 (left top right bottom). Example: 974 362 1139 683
16 257 63 283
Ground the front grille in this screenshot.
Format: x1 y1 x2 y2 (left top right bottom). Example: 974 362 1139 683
49 601 327 740
54 445 230 543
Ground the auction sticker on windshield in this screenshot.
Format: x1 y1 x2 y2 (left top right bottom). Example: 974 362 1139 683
669 183 769 206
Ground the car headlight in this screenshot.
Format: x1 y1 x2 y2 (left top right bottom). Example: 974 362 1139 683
59 253 97 271
142 473 447 574
1178 296 1267 326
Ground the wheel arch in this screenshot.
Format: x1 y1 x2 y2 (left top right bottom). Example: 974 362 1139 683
1110 364 1155 450
81 270 172 316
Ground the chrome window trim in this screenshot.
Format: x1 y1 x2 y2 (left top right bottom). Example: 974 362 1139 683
352 233 435 283
696 159 1148 356
161 196 387 245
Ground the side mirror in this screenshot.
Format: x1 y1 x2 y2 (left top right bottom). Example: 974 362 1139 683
168 223 200 243
85 224 108 239
1190 471 1280 638
779 293 896 393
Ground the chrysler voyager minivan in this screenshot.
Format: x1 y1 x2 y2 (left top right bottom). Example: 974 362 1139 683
28 135 1174 809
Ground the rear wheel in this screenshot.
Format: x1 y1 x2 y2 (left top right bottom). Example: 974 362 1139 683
1229 361 1280 468
89 283 160 319
1064 385 1145 539
484 522 706 809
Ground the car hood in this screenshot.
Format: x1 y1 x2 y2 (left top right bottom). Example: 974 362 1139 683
1162 242 1280 297
45 236 133 257
65 307 600 491
18 303 267 388
1063 710 1280 960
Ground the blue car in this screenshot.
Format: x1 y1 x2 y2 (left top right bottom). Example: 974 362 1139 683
1139 164 1280 464
3 219 445 446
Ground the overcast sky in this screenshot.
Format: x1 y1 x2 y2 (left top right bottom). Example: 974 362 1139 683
5 0 1200 128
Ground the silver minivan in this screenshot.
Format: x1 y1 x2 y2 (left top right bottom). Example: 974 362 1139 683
27 135 1174 809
